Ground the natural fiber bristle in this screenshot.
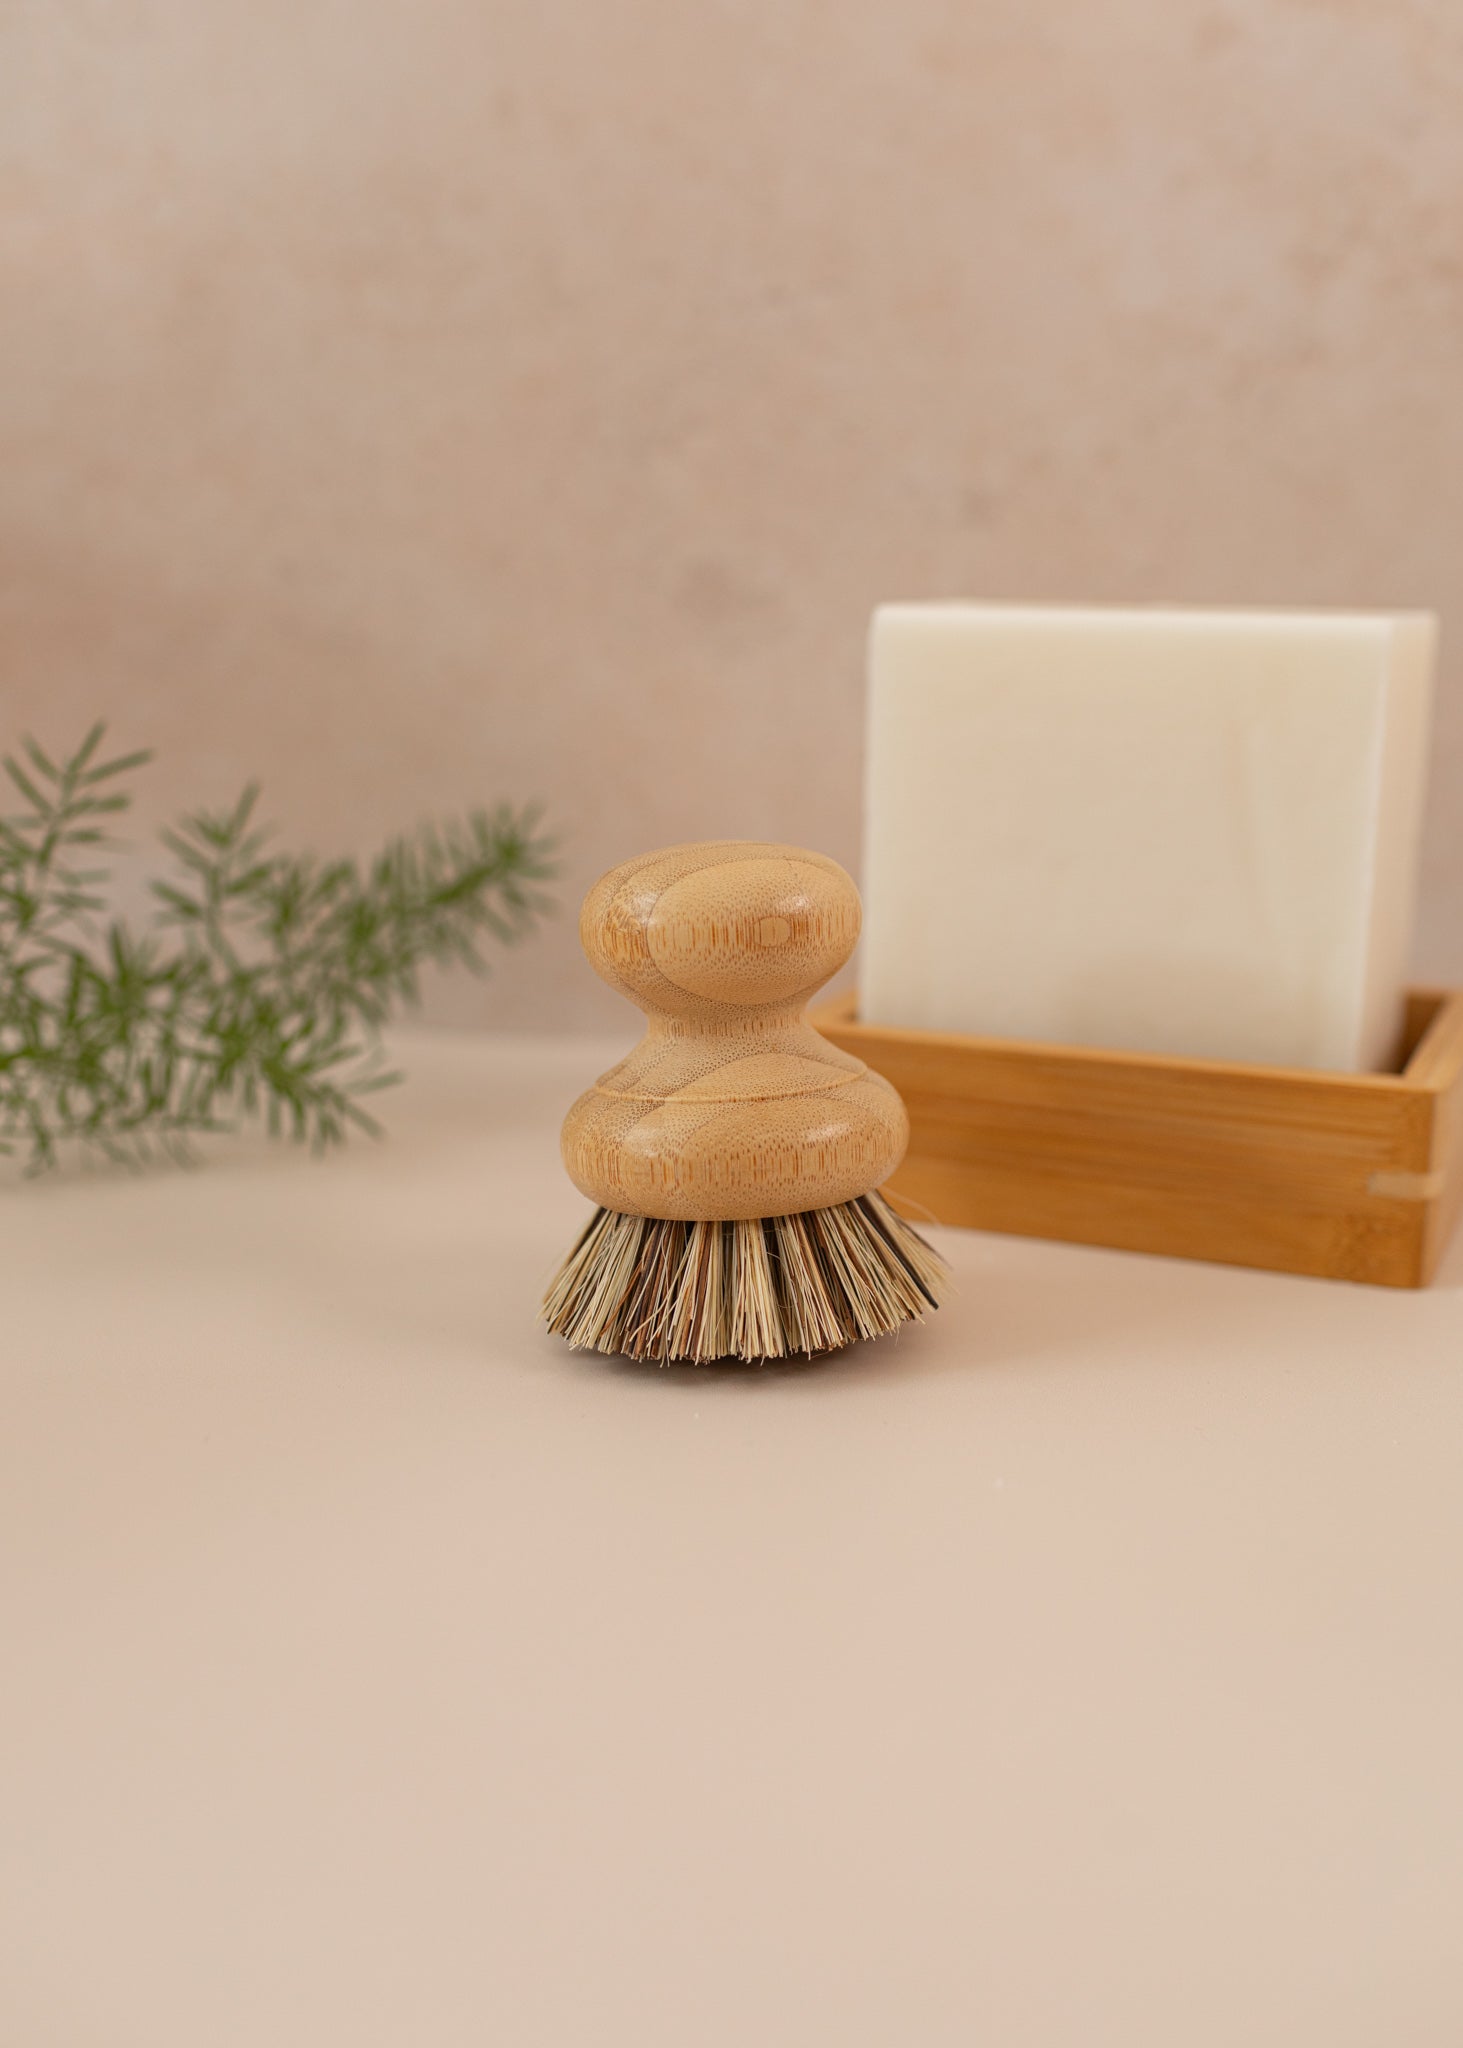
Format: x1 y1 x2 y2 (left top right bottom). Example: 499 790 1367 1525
540 1190 948 1366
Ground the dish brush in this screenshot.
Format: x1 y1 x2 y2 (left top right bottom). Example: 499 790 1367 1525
540 840 947 1364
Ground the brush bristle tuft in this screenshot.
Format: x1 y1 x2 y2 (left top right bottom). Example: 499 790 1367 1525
540 1190 948 1365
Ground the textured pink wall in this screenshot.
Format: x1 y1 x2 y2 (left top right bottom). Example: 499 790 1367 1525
5 0 1462 1031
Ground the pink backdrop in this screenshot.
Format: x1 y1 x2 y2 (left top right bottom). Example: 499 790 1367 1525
5 0 1461 1030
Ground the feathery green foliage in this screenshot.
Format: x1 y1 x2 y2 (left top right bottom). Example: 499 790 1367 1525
0 725 553 1172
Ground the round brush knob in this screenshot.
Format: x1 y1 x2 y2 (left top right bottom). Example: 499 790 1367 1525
580 843 862 1017
561 840 908 1222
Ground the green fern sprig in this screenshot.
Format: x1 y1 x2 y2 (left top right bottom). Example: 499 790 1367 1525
0 726 553 1172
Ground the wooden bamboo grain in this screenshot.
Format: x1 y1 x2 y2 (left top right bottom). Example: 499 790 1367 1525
562 842 909 1221
812 987 1463 1288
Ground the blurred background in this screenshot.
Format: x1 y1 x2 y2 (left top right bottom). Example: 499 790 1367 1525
5 0 1462 1033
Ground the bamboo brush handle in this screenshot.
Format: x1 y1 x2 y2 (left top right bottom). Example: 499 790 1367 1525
561 840 909 1221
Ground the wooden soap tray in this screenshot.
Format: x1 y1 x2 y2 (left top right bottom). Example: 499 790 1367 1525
812 989 1463 1287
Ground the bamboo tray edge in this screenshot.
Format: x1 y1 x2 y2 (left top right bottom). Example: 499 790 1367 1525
813 988 1463 1288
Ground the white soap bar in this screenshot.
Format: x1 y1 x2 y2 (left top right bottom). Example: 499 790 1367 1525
861 604 1437 1072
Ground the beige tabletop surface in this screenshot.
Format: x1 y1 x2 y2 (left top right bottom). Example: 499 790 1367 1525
4 1029 1463 2047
